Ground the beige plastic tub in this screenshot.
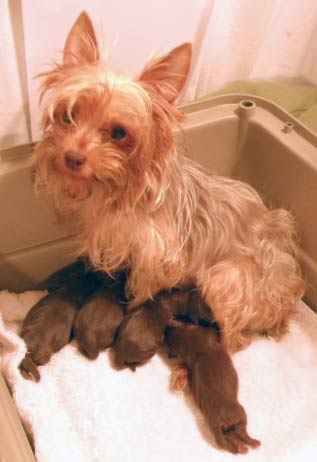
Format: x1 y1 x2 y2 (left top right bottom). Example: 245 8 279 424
0 95 316 461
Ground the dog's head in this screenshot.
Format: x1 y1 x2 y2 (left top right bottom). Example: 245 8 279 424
34 11 192 212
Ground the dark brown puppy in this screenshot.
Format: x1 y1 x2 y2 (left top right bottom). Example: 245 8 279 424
73 281 125 360
35 258 93 291
36 257 113 293
112 288 213 370
19 289 82 382
19 260 124 381
111 300 169 370
160 288 214 326
165 323 261 454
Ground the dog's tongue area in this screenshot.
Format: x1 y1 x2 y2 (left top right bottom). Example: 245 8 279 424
1 290 317 462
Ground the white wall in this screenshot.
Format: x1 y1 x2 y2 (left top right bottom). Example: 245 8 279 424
0 0 30 149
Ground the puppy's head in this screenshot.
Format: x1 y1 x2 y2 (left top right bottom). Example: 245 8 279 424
112 307 164 370
34 11 192 213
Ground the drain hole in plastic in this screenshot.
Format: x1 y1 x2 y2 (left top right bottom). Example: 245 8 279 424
240 100 256 108
283 121 294 133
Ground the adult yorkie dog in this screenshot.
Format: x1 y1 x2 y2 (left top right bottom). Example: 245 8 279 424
34 11 305 352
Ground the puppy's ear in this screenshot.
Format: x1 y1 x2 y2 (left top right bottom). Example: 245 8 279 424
64 11 99 66
139 43 192 103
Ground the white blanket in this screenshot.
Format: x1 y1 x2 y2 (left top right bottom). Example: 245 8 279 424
1 290 317 462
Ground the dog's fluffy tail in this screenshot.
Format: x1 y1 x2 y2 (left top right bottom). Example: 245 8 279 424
254 208 306 312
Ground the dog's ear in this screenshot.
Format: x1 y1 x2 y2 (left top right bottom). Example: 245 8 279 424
139 43 192 103
64 11 99 66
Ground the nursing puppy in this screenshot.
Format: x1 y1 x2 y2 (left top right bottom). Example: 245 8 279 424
19 260 123 381
111 300 168 371
36 257 105 292
73 280 125 359
19 288 83 382
112 288 213 370
165 323 261 454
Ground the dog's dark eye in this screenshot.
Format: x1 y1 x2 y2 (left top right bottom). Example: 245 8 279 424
111 126 127 140
62 110 75 125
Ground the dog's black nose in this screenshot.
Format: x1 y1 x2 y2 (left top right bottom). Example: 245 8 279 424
64 151 87 171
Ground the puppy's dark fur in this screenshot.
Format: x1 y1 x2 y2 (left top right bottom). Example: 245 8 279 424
165 323 261 454
36 257 112 293
74 281 124 360
19 259 126 381
19 289 81 382
157 288 214 325
112 300 168 370
112 288 213 370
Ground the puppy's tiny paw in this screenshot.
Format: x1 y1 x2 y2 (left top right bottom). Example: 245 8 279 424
19 354 41 382
220 421 261 454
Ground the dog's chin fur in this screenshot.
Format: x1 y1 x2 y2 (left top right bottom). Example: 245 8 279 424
34 12 305 352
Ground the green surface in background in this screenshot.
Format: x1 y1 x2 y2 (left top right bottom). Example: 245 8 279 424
207 81 317 133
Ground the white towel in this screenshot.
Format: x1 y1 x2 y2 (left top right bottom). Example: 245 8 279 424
1 290 317 462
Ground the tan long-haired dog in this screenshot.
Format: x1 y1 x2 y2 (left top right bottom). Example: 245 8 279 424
34 11 305 352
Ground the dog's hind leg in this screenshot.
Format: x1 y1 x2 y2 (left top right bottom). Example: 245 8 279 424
197 252 303 352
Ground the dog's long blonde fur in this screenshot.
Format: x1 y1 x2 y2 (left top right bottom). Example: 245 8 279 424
34 12 305 351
